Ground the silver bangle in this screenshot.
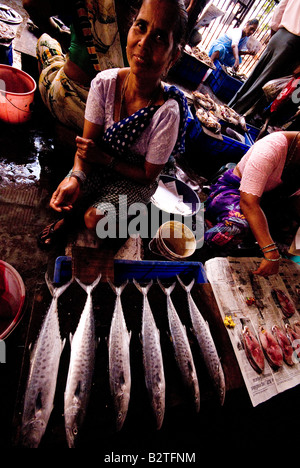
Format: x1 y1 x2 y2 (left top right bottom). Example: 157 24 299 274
263 247 278 253
69 170 86 186
261 242 276 250
264 255 281 262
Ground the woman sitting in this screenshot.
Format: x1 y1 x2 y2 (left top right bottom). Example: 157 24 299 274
38 0 189 248
208 19 258 71
204 131 300 277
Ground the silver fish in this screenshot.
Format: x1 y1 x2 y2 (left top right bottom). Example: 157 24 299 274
158 280 200 412
108 281 131 431
177 276 226 405
64 275 101 448
134 279 165 430
20 276 73 448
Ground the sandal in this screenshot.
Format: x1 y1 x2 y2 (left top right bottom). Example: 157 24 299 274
37 219 66 250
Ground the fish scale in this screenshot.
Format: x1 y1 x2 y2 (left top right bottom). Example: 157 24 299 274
134 279 165 430
108 281 131 431
177 276 226 405
20 277 73 448
158 280 200 412
64 275 101 448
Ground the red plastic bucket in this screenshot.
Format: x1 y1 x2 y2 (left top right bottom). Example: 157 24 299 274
0 260 26 339
0 64 36 124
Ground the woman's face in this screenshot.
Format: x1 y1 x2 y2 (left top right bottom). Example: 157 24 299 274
126 0 179 82
243 23 257 37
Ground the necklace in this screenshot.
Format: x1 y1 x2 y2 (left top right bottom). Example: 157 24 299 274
119 71 162 121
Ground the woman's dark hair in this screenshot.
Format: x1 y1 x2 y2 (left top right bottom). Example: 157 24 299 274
166 0 188 56
246 18 259 27
132 0 188 56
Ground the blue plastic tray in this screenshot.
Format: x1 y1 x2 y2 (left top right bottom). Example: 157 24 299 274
114 259 208 284
206 60 243 103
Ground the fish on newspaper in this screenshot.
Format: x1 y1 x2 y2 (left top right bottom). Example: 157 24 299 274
293 321 300 336
158 280 200 412
242 326 265 374
272 288 297 318
64 275 101 448
285 323 300 352
20 276 73 448
259 326 283 370
177 276 226 405
134 279 165 430
108 281 131 431
272 324 294 366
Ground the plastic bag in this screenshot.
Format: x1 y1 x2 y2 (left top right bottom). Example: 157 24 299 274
262 76 293 101
270 76 300 113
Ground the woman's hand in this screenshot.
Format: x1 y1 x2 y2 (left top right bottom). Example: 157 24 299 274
253 257 280 277
50 177 81 212
240 191 281 277
76 136 99 164
76 136 112 167
233 58 240 71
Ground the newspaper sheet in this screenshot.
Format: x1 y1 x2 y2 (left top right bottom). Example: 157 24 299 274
205 257 300 406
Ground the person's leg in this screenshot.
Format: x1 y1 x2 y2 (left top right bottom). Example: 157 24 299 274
84 207 106 230
229 29 300 115
204 216 249 248
210 50 220 62
36 33 88 130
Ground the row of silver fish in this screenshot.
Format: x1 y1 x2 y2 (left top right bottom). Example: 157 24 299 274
20 276 73 448
20 275 225 447
64 275 102 448
177 276 226 406
242 321 300 374
134 280 165 430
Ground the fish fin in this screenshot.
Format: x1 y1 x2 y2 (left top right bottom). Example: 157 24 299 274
119 371 125 386
74 380 81 398
176 275 195 293
108 280 128 296
75 274 101 294
35 391 43 412
133 278 153 295
157 279 176 296
45 272 73 297
69 332 73 345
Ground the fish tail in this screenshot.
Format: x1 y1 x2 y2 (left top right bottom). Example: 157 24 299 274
45 272 73 298
176 275 195 293
75 274 102 294
108 280 128 296
133 279 153 295
157 279 176 296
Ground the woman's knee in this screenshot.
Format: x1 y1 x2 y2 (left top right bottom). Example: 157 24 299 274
84 207 105 230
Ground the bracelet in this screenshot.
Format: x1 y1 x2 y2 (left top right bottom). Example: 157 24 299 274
261 242 276 250
264 255 281 262
107 156 117 171
263 247 278 253
69 170 86 186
